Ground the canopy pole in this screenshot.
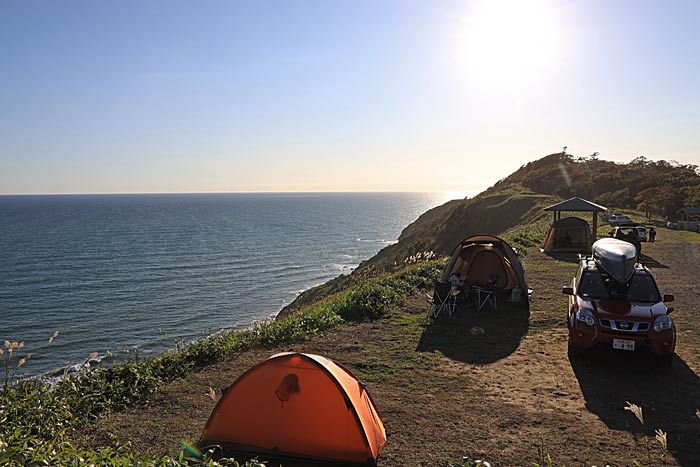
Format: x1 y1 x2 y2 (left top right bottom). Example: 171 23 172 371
592 212 598 242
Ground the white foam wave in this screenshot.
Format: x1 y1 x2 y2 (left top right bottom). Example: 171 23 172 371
356 238 397 244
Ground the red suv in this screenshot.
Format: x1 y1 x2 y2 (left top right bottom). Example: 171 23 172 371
563 254 676 365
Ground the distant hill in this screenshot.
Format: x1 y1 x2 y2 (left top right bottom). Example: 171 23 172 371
499 153 699 214
280 153 699 315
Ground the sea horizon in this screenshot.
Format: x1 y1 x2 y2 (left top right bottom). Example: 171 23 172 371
0 189 479 197
0 192 459 380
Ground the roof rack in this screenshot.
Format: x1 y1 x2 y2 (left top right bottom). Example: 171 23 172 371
578 253 594 262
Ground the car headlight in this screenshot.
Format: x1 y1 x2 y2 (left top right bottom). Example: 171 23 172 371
653 315 673 332
576 308 596 326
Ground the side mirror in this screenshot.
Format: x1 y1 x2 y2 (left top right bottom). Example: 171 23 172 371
666 307 674 314
663 293 675 303
562 286 574 295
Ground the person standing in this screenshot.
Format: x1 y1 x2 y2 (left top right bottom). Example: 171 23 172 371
649 227 657 243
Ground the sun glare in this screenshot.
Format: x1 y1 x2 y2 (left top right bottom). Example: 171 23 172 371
454 0 564 90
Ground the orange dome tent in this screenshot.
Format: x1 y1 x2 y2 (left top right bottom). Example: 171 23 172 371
199 352 386 466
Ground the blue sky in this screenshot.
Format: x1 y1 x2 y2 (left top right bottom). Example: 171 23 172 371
1 0 699 194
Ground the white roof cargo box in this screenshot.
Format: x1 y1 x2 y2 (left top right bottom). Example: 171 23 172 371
591 238 637 283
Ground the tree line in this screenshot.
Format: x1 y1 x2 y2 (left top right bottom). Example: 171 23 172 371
497 153 700 219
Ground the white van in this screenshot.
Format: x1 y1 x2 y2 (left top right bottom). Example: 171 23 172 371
608 214 634 226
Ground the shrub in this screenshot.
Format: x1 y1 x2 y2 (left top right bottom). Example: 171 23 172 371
330 260 442 322
333 279 402 321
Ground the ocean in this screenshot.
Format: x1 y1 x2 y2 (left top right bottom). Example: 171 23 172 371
0 192 453 380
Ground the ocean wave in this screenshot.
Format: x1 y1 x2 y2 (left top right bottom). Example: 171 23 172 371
329 263 356 272
356 238 397 244
39 351 116 387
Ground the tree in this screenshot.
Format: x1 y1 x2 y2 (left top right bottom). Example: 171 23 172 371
635 187 671 218
685 185 700 207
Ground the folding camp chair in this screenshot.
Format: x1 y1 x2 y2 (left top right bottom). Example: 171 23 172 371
473 286 497 311
428 281 458 319
468 271 497 311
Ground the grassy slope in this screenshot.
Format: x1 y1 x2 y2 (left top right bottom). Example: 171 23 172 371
84 227 700 467
281 185 556 315
282 151 699 316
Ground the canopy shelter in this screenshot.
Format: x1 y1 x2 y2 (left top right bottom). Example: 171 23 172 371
543 197 607 242
541 216 591 253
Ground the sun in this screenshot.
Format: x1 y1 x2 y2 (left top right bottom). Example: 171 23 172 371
454 0 565 89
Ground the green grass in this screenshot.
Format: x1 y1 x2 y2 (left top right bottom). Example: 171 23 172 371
669 228 700 243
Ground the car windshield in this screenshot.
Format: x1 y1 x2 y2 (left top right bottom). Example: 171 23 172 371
578 270 661 303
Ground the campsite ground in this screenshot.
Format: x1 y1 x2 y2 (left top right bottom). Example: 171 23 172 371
83 227 700 467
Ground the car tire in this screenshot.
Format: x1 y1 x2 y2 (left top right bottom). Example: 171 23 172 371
657 354 675 368
567 339 583 358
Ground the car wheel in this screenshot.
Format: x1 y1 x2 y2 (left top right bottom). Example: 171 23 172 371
658 354 675 368
567 339 583 358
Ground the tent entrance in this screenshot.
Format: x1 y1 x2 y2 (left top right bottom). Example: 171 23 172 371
541 216 591 253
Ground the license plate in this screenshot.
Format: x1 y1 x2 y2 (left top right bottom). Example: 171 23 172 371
613 339 635 351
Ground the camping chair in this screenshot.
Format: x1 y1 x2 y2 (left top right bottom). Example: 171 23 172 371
473 273 498 311
473 286 497 311
428 281 458 319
